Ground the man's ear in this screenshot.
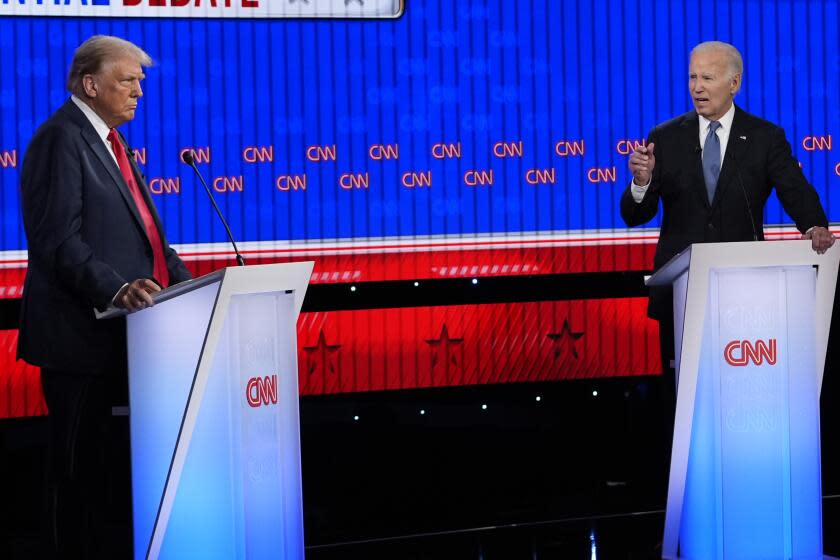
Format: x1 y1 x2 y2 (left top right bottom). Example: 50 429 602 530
730 73 742 96
81 74 98 98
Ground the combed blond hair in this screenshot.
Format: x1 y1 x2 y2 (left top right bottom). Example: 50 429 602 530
67 35 153 97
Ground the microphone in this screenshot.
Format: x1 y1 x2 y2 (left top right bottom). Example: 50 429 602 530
731 155 759 242
181 150 246 267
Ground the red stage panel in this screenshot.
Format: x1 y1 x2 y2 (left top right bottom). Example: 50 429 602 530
0 268 25 299
0 233 666 418
0 330 47 419
0 298 660 418
297 298 661 395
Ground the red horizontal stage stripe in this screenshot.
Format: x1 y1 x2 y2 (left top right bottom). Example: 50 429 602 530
186 244 659 284
178 235 662 257
0 244 657 299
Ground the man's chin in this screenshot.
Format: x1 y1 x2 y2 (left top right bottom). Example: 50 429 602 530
111 114 136 128
694 106 713 119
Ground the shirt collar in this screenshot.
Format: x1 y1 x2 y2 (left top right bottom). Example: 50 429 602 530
70 95 113 144
698 102 736 133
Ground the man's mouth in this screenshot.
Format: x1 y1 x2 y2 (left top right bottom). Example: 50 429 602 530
695 97 709 104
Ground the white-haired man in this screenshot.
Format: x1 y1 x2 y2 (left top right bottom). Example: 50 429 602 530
619 41 834 468
621 40 833 373
18 35 191 557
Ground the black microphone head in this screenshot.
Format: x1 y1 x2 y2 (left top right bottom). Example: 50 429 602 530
181 150 195 165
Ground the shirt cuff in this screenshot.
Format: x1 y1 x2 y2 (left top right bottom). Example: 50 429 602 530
109 282 129 308
630 179 650 203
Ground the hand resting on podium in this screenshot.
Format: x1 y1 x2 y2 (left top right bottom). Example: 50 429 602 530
114 278 161 312
802 226 835 255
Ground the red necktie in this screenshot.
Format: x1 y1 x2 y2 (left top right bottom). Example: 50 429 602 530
107 129 170 288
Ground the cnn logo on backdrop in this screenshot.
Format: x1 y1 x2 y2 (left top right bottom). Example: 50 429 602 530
724 339 777 367
246 375 278 408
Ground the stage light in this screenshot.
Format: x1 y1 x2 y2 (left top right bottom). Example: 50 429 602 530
592 390 598 397
471 278 478 285
353 415 359 421
535 396 541 402
420 409 425 415
413 281 420 287
481 404 487 410
350 285 357 292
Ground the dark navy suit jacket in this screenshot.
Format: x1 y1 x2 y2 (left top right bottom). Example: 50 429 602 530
620 106 829 320
18 99 192 374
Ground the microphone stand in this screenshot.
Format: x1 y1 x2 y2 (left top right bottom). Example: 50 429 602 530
181 150 246 266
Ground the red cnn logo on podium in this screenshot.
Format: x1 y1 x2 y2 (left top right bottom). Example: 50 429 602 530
724 339 777 367
246 375 278 407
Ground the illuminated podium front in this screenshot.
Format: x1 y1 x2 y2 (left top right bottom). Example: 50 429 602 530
102 262 313 560
647 241 839 559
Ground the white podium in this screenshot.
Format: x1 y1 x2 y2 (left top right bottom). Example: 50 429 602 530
647 241 838 559
103 262 313 559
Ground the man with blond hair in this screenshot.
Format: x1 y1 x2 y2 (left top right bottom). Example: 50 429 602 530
18 35 191 557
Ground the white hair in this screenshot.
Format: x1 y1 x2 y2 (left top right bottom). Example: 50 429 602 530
691 41 743 78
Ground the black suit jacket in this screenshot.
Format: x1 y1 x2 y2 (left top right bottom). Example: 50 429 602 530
620 106 828 319
18 99 192 374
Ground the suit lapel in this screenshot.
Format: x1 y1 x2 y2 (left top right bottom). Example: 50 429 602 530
712 107 750 210
62 101 149 242
84 129 148 239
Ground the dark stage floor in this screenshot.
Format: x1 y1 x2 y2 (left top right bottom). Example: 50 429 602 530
307 499 840 559
8 503 839 559
306 510 667 559
4 375 840 558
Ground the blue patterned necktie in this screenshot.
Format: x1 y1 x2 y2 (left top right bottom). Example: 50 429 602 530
703 121 722 204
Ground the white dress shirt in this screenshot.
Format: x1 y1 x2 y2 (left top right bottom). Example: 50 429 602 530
70 95 120 166
631 103 736 202
70 95 132 304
